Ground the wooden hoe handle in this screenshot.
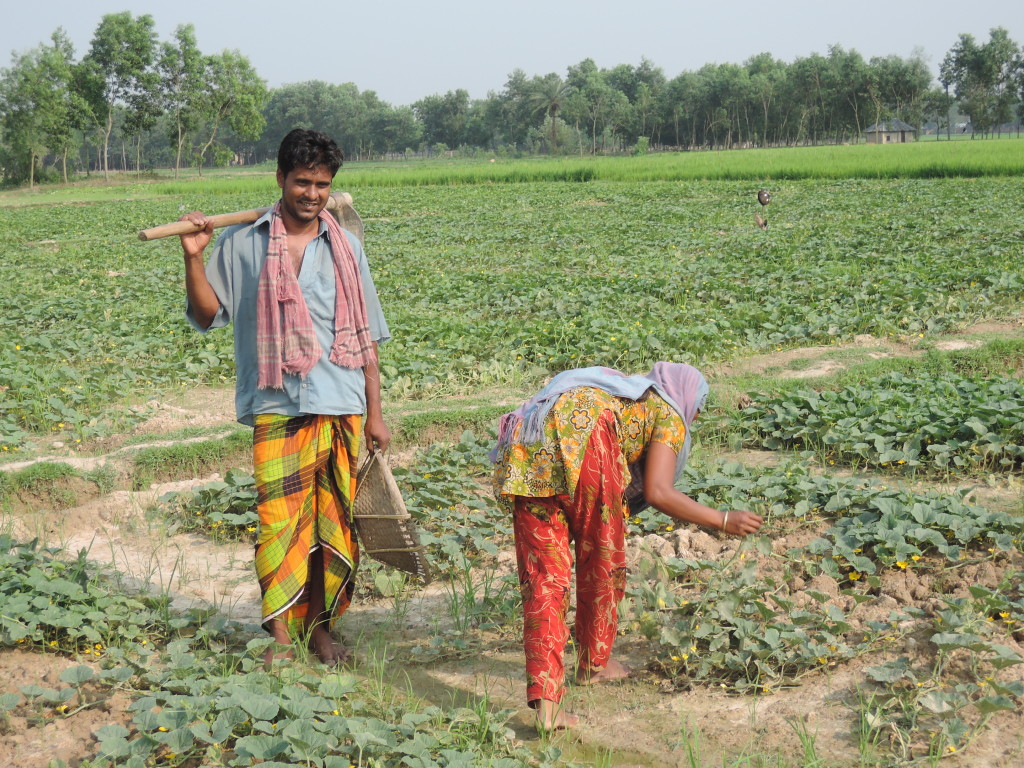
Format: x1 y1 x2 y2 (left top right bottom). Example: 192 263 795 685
137 192 354 241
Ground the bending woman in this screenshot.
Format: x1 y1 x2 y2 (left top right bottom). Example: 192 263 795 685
491 362 763 729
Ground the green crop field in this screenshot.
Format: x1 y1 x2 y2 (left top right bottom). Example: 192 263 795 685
0 142 1023 767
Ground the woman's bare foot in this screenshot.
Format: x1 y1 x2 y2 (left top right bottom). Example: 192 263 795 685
575 658 632 685
535 699 580 731
309 626 350 665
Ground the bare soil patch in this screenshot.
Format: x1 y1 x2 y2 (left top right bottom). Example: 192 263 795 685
0 650 132 768
716 320 1024 384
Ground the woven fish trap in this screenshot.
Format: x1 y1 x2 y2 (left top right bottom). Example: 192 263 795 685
353 451 431 582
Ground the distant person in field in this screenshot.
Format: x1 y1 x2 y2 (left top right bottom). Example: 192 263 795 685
179 128 390 667
491 362 763 730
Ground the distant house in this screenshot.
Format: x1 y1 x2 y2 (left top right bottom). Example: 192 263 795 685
864 119 917 144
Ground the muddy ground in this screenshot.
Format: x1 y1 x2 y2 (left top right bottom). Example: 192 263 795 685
1 326 1023 768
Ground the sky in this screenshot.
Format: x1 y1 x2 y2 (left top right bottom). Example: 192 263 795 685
2 0 1022 106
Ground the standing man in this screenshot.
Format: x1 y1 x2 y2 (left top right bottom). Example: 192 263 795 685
180 129 390 665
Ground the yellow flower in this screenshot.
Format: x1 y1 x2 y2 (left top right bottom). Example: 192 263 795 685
332 709 340 716
671 655 681 661
849 572 861 581
896 561 908 570
911 555 921 561
158 726 168 732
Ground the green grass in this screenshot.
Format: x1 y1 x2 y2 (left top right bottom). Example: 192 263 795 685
149 139 1024 190
709 338 1024 420
393 405 507 445
0 461 115 511
5 138 1021 205
130 430 253 489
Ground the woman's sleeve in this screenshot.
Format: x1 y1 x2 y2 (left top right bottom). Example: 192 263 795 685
649 397 687 453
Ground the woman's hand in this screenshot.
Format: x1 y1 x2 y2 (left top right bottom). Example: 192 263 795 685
721 509 763 536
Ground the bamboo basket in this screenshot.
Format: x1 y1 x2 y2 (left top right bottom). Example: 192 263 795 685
352 451 431 582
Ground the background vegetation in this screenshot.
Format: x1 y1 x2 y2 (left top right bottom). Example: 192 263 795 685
1 14 1023 187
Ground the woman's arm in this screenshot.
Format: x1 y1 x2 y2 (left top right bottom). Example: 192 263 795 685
642 441 763 535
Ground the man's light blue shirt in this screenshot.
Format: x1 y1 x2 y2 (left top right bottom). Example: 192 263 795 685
186 210 390 426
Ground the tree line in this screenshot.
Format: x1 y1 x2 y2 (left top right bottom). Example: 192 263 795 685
1 14 1022 186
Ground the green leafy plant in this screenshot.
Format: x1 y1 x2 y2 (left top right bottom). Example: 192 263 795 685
739 372 1024 475
157 468 258 541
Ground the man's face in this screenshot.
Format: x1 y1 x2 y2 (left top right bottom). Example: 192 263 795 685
277 164 333 226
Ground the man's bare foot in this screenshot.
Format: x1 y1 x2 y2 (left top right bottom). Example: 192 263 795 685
309 626 350 665
575 658 632 685
534 699 580 731
264 621 294 668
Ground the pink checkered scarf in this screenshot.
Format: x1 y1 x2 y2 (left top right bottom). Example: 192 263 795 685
256 202 375 390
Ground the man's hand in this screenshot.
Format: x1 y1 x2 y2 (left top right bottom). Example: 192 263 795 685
364 412 391 453
179 211 214 259
179 211 220 330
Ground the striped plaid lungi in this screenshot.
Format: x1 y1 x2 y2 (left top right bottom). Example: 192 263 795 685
253 413 361 634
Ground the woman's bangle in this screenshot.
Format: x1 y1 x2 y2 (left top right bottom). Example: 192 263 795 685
721 510 730 533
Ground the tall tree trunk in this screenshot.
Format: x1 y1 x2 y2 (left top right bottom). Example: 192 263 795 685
198 116 223 177
102 109 113 180
174 122 185 180
61 147 68 184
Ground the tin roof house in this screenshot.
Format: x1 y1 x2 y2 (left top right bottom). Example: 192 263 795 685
864 119 916 144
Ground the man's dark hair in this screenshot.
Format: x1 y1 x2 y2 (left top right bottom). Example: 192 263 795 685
277 129 344 177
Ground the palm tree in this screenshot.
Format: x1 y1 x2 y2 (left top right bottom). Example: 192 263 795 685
527 75 571 153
